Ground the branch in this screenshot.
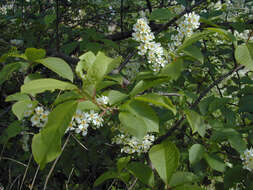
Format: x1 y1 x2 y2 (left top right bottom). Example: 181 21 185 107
146 0 152 13
107 0 205 41
43 133 71 190
153 65 244 145
47 49 79 65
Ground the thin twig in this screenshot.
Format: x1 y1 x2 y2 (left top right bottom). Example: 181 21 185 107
114 0 205 73
127 178 138 190
9 175 21 190
43 133 71 190
71 134 88 150
19 154 33 190
154 65 244 145
146 0 152 13
67 168 74 184
65 167 74 190
108 179 116 190
0 157 27 167
30 165 39 190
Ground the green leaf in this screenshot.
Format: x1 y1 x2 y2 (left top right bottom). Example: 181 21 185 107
160 58 185 80
127 162 155 187
32 100 77 168
204 153 226 172
24 73 43 84
0 62 22 85
130 77 169 97
54 91 82 105
206 28 237 44
37 57 74 82
149 140 180 185
77 101 100 111
25 48 46 61
5 92 30 102
119 112 147 139
12 100 35 120
211 128 246 154
125 100 159 133
235 43 253 71
189 144 205 165
0 121 23 144
224 166 246 189
239 95 253 112
93 171 119 187
150 8 173 20
96 80 118 91
134 93 176 115
186 110 207 137
105 90 128 105
169 172 199 188
198 96 215 115
44 14 56 25
78 51 96 71
173 185 204 190
117 156 131 173
21 78 78 95
181 45 204 63
87 52 121 85
178 31 212 50
61 42 78 55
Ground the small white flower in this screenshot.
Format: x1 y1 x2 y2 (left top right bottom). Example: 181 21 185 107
74 110 83 123
40 110 49 122
31 114 41 127
241 148 253 172
96 96 109 105
75 124 88 136
92 116 103 128
24 110 33 117
35 106 44 115
88 110 99 122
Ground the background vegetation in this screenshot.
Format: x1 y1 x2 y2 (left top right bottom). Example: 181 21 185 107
1 0 253 189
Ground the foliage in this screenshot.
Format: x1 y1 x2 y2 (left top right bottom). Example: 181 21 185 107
1 0 253 189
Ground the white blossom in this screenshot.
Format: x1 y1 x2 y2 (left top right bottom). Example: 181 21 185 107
241 148 253 172
35 106 44 115
112 133 155 154
96 96 109 105
132 15 168 71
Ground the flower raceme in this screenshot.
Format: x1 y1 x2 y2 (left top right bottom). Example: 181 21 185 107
132 11 200 71
132 15 167 71
112 133 155 154
23 95 156 155
241 148 253 172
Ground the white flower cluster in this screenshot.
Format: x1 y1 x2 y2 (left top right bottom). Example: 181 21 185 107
31 107 50 128
168 12 200 53
66 110 104 136
234 30 252 42
24 105 50 128
240 148 253 172
112 133 155 154
0 3 13 15
96 96 109 105
10 39 24 46
132 15 167 71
